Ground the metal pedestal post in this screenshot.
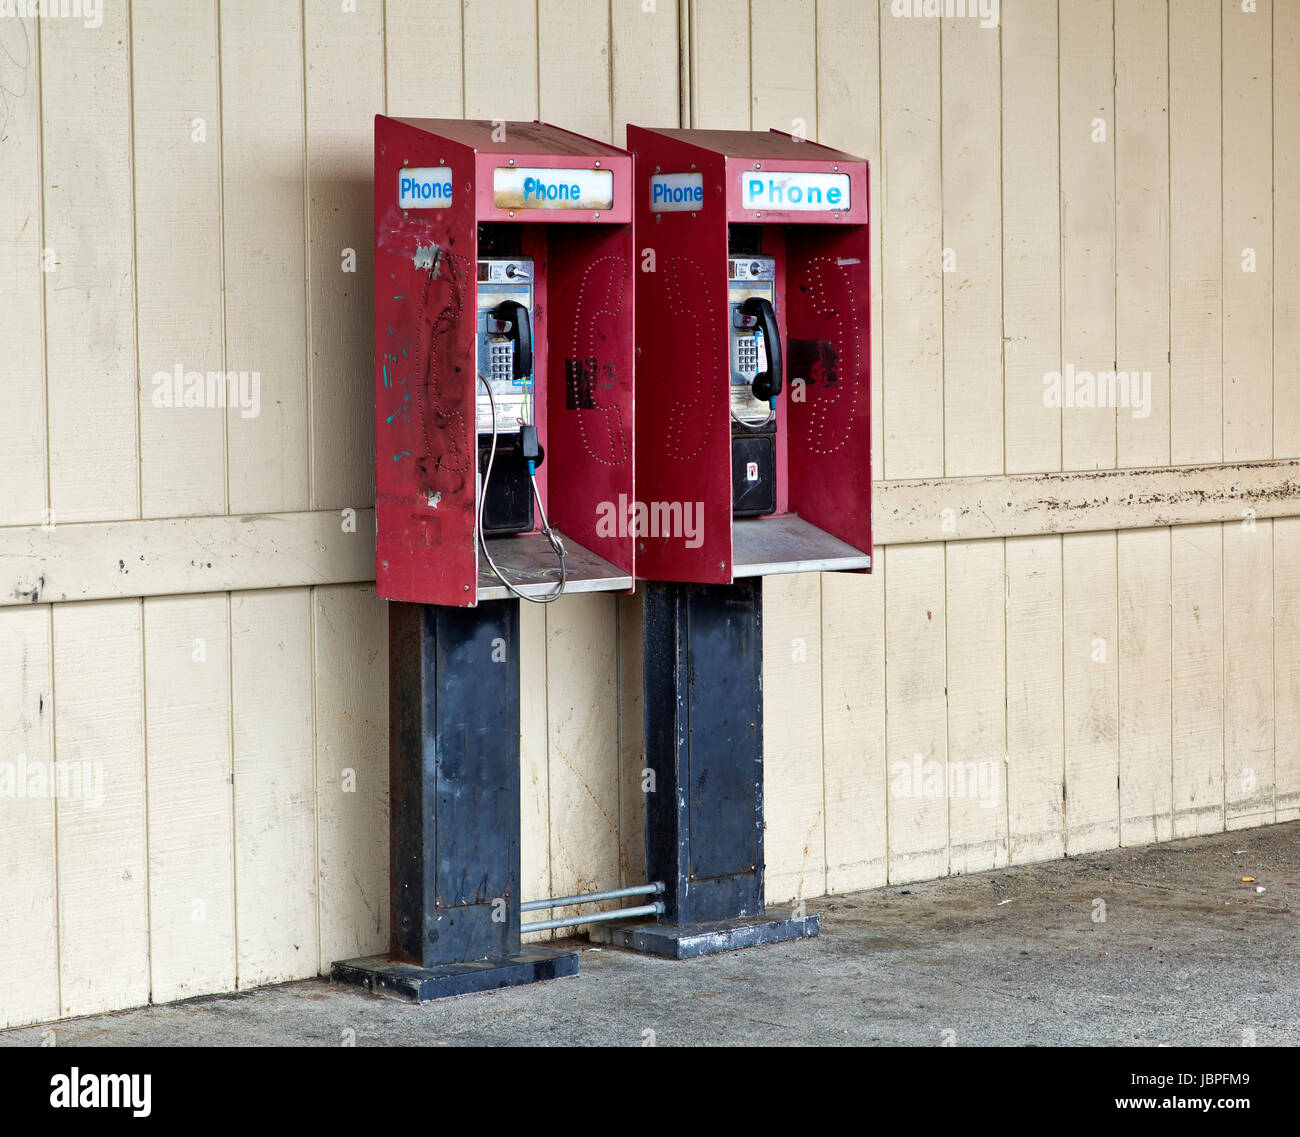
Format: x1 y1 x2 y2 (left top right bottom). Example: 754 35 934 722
331 600 579 1001
589 580 819 958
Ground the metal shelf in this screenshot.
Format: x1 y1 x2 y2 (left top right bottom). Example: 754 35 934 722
732 514 871 577
477 530 632 602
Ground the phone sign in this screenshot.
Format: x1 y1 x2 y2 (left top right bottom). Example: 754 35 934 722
399 167 454 209
649 172 705 213
742 171 851 212
494 167 614 210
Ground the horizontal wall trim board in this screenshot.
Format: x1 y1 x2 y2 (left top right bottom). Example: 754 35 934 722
3 461 1297 605
0 510 376 606
875 460 1300 544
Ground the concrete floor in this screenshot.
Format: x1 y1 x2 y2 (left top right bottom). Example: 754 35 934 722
4 822 1296 1047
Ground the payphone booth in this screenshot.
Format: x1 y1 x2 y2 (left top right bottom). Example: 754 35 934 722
587 127 872 958
333 118 635 1001
371 116 635 607
628 126 871 582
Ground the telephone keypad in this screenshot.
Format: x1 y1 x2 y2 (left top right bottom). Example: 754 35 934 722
736 334 760 377
490 341 515 384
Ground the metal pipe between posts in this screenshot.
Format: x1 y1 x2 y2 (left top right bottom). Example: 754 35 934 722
520 881 665 913
521 901 665 935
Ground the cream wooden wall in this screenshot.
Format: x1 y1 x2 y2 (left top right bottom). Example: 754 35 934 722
1 0 1297 1029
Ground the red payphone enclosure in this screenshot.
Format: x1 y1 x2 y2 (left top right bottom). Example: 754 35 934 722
628 127 872 584
375 117 635 606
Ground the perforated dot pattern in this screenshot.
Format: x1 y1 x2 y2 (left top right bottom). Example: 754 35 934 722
798 255 860 456
568 254 630 467
661 254 717 461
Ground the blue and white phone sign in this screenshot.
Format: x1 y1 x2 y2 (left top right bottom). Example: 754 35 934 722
649 172 705 213
493 167 614 210
399 167 454 209
741 170 850 212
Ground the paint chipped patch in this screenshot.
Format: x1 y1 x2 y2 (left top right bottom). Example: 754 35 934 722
13 575 44 603
413 243 442 274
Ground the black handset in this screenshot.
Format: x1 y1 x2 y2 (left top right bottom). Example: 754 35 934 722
740 296 782 403
490 299 533 381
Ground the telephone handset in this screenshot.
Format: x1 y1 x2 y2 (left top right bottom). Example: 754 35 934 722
738 296 782 404
489 299 532 384
729 255 780 517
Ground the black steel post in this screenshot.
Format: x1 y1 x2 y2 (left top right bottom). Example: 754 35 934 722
590 580 820 958
331 600 579 1001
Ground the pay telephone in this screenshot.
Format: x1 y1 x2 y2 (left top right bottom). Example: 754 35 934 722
475 251 568 603
374 116 636 607
728 252 782 517
477 256 536 535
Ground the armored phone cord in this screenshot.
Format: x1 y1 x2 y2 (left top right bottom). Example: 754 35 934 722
477 375 568 604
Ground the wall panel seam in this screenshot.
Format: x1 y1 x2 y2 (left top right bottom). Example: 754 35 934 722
138 597 154 1002
36 13 51 522
216 0 231 516
127 0 143 522
47 602 62 1015
300 0 315 512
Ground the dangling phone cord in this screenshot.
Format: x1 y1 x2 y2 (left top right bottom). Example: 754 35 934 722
477 374 567 604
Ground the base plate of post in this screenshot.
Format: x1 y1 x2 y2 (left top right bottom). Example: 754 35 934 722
330 946 580 1003
587 909 819 960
